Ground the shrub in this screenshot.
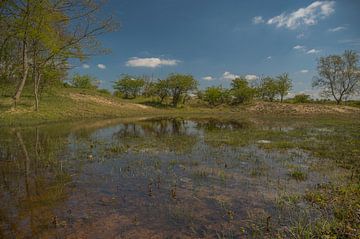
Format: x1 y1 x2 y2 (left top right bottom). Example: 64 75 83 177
293 94 311 103
71 74 99 89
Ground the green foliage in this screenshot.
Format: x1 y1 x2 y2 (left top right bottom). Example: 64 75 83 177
71 74 99 89
166 73 198 106
97 88 111 95
257 77 279 102
293 94 311 103
203 86 226 106
230 77 256 104
113 75 145 99
154 79 170 103
276 73 292 102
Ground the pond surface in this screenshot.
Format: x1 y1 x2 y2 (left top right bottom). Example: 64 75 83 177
0 117 349 238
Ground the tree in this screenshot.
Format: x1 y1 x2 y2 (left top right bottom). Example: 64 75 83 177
71 74 99 89
293 94 311 103
276 73 292 102
230 77 256 104
313 50 360 104
257 77 278 102
0 0 117 109
154 79 170 103
113 75 145 99
203 86 225 106
166 74 198 106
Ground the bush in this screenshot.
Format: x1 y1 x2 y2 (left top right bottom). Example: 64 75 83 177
293 94 311 103
230 78 256 104
71 74 99 89
97 88 111 95
113 91 123 98
203 86 226 106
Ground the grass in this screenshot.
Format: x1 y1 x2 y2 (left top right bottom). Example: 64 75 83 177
288 169 308 181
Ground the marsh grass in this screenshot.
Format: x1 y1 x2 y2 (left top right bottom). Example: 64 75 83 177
288 169 308 181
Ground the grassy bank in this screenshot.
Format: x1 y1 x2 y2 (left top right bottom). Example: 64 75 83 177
1 86 359 126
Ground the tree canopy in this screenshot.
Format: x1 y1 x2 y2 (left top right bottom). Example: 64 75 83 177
313 50 360 104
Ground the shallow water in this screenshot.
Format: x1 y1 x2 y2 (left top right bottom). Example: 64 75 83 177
0 117 347 238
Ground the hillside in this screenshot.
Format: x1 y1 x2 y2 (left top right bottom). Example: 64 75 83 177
0 87 359 126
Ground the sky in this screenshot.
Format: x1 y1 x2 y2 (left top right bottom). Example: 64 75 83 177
73 0 360 97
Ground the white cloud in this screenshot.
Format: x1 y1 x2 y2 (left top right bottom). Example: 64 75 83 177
252 16 265 24
82 64 90 69
126 57 180 68
300 69 309 73
202 76 214 81
266 56 272 60
222 71 239 80
293 45 306 51
97 64 106 69
306 49 320 54
245 74 259 81
267 1 335 29
328 26 346 32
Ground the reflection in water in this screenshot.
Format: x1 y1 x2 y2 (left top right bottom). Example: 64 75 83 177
0 118 345 238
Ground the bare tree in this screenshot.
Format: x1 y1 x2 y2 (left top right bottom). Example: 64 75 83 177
313 50 360 104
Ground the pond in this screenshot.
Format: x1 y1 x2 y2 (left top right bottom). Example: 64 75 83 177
0 117 353 238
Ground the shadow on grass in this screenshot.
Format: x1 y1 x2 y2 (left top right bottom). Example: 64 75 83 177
140 100 175 109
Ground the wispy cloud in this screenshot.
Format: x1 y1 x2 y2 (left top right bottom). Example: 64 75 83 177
97 64 106 69
202 76 214 81
293 45 320 54
328 26 346 32
222 71 239 80
267 1 335 29
252 16 265 24
245 75 259 81
266 56 272 60
293 45 306 50
82 64 90 69
126 57 180 68
300 69 309 73
306 49 320 54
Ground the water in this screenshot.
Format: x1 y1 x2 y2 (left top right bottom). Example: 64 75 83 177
0 117 346 238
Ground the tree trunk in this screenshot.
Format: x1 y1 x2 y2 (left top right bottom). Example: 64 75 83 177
280 95 283 103
34 72 41 111
13 39 29 106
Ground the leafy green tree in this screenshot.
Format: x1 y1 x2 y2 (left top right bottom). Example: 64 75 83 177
0 0 117 109
166 74 198 106
113 75 145 99
293 94 311 103
203 86 226 106
257 77 278 102
276 73 292 102
154 79 170 103
230 77 256 104
313 50 360 104
71 74 99 89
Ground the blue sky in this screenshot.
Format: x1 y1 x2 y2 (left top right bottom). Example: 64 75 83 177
73 0 360 96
